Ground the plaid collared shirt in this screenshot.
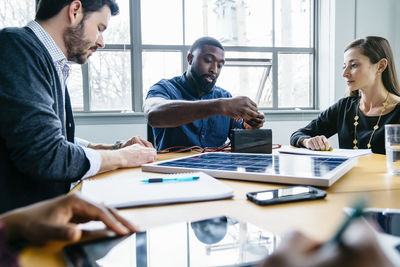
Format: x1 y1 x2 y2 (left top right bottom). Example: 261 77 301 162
27 20 70 122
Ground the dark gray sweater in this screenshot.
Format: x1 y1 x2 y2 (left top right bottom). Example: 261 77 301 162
0 26 89 212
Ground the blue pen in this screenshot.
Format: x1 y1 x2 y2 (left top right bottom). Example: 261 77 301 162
141 176 200 183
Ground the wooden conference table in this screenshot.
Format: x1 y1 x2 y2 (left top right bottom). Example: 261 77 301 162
19 152 400 266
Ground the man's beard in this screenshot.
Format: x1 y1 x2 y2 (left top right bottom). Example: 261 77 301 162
190 68 216 94
64 19 95 64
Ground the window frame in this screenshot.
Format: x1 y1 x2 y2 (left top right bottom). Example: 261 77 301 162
29 0 320 119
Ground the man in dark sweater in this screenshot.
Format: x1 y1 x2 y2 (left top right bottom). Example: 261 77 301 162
0 0 157 213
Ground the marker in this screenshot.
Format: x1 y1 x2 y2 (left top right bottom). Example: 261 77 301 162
320 197 366 252
141 176 200 183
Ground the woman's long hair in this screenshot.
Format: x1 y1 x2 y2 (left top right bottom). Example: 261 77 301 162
345 36 400 97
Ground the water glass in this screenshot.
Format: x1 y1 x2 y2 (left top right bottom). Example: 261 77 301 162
385 124 400 175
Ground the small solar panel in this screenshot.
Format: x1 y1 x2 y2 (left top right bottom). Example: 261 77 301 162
142 152 358 187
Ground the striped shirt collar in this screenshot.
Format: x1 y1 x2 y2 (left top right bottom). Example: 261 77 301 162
26 20 67 65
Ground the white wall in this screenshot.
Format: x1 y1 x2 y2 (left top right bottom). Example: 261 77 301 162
266 121 336 146
77 124 148 144
75 0 400 147
332 0 400 100
76 121 314 147
356 0 400 73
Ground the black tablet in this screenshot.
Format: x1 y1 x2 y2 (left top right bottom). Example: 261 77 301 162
63 216 279 267
362 209 400 237
359 208 400 264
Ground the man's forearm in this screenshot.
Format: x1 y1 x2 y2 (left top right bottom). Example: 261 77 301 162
87 143 114 150
97 150 124 173
146 99 225 127
96 145 157 175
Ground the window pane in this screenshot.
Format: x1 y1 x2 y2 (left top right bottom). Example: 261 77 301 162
0 0 35 28
278 53 311 108
141 0 182 45
89 51 132 111
103 0 130 44
185 0 273 47
218 52 273 108
275 0 312 47
142 51 182 98
68 64 84 111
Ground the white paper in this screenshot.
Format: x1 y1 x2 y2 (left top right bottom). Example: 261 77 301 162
278 145 372 158
81 171 233 208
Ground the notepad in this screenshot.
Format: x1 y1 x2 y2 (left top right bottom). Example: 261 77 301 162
80 171 233 208
278 145 372 158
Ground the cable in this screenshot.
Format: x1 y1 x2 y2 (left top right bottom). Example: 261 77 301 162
157 146 204 154
157 142 232 154
272 144 282 149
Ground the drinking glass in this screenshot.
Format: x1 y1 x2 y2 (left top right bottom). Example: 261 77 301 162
385 124 400 175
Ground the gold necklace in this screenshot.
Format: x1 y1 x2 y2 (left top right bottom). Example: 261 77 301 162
353 92 389 149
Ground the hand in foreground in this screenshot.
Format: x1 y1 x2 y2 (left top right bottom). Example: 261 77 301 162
119 143 157 168
260 219 393 267
243 111 265 129
120 136 154 149
222 96 261 122
302 135 333 151
0 193 138 246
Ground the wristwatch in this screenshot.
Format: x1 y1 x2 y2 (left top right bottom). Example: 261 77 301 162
113 140 123 150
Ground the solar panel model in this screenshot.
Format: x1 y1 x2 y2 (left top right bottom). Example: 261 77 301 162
142 152 358 187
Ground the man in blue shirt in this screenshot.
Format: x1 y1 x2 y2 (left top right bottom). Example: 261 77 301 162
143 37 265 151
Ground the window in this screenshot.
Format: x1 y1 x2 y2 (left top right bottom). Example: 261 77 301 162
1 0 316 112
0 0 35 28
69 0 133 112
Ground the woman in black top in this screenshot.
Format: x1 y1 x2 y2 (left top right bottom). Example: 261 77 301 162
291 36 400 154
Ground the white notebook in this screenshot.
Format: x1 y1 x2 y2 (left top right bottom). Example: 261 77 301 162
81 171 233 208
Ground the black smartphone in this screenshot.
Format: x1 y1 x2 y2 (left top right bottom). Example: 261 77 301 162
246 185 326 205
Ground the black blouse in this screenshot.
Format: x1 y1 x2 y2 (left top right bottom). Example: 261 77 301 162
290 97 400 154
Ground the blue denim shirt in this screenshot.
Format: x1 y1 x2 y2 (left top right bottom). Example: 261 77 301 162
146 73 243 151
